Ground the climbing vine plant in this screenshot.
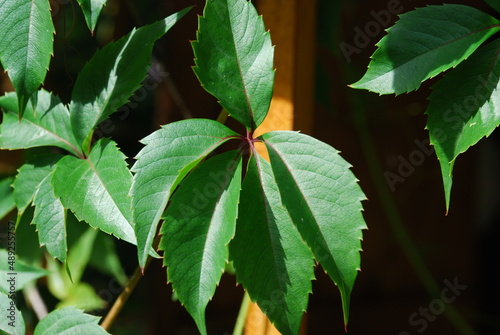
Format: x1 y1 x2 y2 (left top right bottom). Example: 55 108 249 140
0 0 366 334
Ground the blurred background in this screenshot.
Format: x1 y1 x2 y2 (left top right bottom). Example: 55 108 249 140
0 0 499 334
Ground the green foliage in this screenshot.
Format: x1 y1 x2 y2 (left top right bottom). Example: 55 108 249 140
0 177 14 220
0 292 25 335
0 0 54 116
0 0 368 334
352 3 500 210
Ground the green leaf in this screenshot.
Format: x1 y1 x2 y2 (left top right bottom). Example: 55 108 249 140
0 292 25 335
160 150 242 335
131 119 239 268
70 7 191 148
192 0 274 130
0 91 82 157
89 233 127 286
12 154 61 217
56 282 106 311
351 4 500 95
52 138 136 245
33 173 67 262
426 38 500 211
0 249 50 294
0 0 54 116
261 131 366 326
229 154 314 335
76 0 107 33
0 177 15 220
34 306 110 335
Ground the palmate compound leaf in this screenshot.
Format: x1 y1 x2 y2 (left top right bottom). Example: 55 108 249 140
229 153 315 335
192 0 274 130
52 138 136 246
261 131 366 326
160 150 243 335
12 154 67 262
33 306 110 335
426 38 500 211
131 119 240 269
70 7 191 149
350 4 500 95
0 90 82 157
76 0 107 33
0 0 54 116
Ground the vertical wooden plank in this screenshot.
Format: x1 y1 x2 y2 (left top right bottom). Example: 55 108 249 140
246 0 317 334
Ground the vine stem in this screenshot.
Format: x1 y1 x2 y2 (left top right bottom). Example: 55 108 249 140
100 235 158 331
233 291 251 335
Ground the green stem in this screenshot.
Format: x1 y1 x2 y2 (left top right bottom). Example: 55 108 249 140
233 291 251 335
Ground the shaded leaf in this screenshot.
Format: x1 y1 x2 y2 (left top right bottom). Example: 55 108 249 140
351 4 500 95
485 0 500 13
262 131 366 325
0 91 82 157
131 119 239 268
192 0 274 130
34 306 109 335
0 249 49 294
160 150 242 335
426 38 500 210
76 0 107 33
52 138 136 245
0 0 54 115
229 154 314 335
70 7 191 149
0 292 25 335
89 233 127 286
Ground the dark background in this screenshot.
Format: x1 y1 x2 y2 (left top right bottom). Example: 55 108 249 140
1 0 499 334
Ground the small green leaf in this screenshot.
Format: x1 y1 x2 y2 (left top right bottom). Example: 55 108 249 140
12 154 61 217
52 138 136 245
192 0 274 130
0 0 54 116
160 150 242 335
351 4 500 95
131 119 239 269
89 233 128 286
262 131 366 326
0 292 25 335
70 7 191 148
426 38 500 210
0 91 82 157
76 0 107 33
0 249 50 294
34 306 110 335
33 173 67 262
229 154 314 335
0 177 15 220
56 281 106 311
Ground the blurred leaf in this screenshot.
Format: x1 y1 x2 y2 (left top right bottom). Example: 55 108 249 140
160 150 242 335
192 0 274 130
0 0 54 116
351 5 500 95
0 249 49 294
56 282 106 311
485 0 500 13
89 232 127 286
0 177 14 220
0 291 25 335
